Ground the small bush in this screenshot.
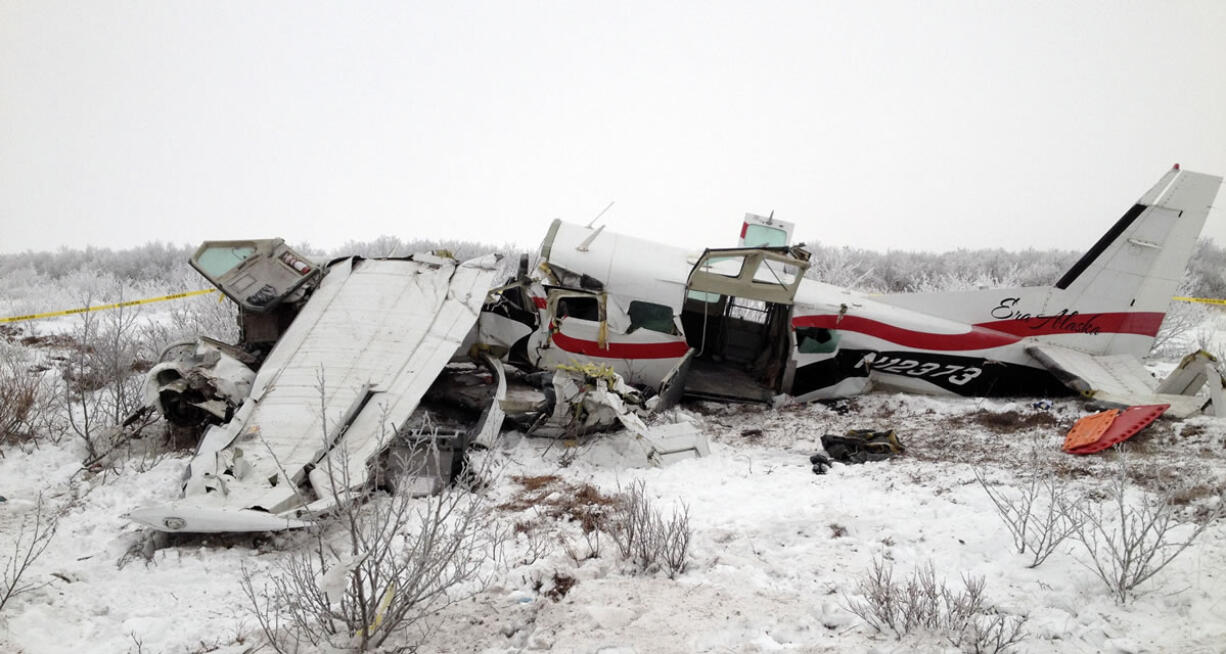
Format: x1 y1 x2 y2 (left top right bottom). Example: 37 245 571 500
845 556 1026 653
1072 450 1224 603
240 457 496 652
975 458 1083 568
608 480 691 579
0 351 42 449
1 493 59 613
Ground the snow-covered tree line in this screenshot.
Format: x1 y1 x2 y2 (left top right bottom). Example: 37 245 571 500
1 235 1221 301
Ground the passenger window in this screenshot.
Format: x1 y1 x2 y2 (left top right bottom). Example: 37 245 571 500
628 301 676 334
686 290 721 303
796 327 839 354
556 296 600 322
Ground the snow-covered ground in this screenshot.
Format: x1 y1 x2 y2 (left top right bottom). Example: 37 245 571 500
2 382 1224 653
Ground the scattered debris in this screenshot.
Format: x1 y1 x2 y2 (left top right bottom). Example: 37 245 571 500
142 337 256 427
820 429 905 464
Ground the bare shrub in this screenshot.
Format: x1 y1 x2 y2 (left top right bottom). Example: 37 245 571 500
974 460 1083 568
1151 294 1209 357
0 347 59 451
240 382 499 654
137 275 239 352
1072 451 1224 603
61 284 156 465
1 493 59 613
845 556 1027 653
608 480 691 579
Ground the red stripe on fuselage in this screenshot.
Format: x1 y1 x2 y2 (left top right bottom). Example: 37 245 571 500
793 315 1017 351
550 331 690 359
792 312 1164 352
983 312 1163 338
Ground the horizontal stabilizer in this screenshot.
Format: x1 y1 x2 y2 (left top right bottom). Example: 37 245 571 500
1027 344 1209 418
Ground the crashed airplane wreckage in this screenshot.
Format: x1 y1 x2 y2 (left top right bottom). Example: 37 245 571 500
127 242 708 533
128 165 1224 532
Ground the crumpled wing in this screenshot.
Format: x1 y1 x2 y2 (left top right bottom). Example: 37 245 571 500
127 253 498 533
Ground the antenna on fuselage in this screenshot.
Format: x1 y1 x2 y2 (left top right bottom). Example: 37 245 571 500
576 225 605 252
586 201 615 228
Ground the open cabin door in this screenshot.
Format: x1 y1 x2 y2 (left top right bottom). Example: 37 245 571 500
680 247 810 402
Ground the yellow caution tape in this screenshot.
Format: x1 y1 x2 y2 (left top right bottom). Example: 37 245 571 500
2 288 1219 325
1173 296 1226 307
0 289 217 324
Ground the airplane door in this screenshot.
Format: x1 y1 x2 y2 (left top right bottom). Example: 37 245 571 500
680 246 811 401
685 247 810 305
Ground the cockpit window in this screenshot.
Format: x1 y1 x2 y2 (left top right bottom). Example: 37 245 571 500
195 245 256 277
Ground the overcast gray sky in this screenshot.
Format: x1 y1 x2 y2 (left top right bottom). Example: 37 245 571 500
2 1 1224 256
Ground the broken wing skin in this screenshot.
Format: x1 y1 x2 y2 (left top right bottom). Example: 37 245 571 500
126 253 500 533
531 166 1222 402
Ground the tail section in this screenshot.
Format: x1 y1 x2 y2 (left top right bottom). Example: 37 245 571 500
1056 165 1220 305
1050 165 1221 355
874 165 1221 358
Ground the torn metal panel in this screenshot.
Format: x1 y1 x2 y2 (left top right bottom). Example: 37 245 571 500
1027 344 1212 418
126 253 499 533
531 365 710 465
1156 350 1220 395
143 337 256 426
470 354 507 449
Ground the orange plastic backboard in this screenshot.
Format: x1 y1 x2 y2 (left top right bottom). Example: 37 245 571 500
1066 404 1169 455
1063 409 1120 453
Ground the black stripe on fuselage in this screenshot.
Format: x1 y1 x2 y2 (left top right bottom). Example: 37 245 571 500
1054 203 1147 290
792 350 1072 398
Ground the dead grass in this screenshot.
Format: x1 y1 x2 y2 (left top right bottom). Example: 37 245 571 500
498 475 620 533
952 409 1063 433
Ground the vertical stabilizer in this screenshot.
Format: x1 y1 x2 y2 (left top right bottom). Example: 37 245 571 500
1052 166 1221 355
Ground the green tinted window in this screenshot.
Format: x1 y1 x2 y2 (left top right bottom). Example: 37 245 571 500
686 290 721 303
743 224 787 248
196 245 256 277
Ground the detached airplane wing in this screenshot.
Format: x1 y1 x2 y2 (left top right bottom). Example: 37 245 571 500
127 253 499 533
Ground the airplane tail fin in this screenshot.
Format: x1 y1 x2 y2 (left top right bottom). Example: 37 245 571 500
1052 166 1221 349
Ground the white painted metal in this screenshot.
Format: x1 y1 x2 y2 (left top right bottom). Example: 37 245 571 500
469 353 507 449
1028 343 1207 417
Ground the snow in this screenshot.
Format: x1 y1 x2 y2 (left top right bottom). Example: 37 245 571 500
2 390 1225 653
